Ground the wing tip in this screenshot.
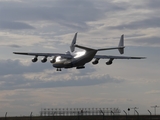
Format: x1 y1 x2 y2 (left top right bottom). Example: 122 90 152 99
13 52 17 54
131 57 146 59
141 57 146 59
13 52 29 55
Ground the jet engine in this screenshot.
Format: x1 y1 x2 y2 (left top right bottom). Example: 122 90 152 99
92 58 99 65
50 56 56 63
32 57 38 62
106 58 114 65
41 57 47 63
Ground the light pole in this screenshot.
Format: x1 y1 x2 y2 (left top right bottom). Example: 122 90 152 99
5 112 7 120
30 112 32 120
135 110 139 115
131 107 138 115
128 108 130 115
151 105 159 115
123 110 127 120
148 110 152 120
100 109 104 120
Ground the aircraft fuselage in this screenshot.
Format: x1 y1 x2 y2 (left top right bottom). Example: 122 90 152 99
52 50 97 69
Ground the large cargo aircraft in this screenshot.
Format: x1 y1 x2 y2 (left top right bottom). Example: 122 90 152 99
13 33 145 71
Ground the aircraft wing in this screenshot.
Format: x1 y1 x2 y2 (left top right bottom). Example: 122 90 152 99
94 55 146 59
13 52 73 58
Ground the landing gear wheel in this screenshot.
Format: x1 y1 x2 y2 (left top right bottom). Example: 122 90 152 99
56 68 62 71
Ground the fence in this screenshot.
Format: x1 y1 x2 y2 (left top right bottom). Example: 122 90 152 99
40 108 121 116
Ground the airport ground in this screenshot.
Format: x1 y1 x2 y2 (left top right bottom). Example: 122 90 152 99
0 115 160 120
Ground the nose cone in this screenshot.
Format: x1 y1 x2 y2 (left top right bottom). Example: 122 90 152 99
52 63 63 68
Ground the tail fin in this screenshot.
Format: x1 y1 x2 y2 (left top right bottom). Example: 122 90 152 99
118 34 124 54
70 32 77 52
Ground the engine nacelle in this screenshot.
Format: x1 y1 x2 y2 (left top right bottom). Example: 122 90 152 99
41 57 47 63
106 61 112 65
92 58 99 65
92 60 99 65
32 57 38 62
50 57 56 63
106 58 114 65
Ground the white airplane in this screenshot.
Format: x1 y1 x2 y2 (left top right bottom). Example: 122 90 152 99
13 33 145 71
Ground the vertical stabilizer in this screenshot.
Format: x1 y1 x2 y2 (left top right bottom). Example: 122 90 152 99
70 33 77 52
118 34 124 54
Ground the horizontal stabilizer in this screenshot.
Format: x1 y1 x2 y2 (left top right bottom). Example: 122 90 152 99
94 55 146 59
97 46 125 51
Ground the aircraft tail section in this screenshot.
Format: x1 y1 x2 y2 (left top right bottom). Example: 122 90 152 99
118 34 124 54
70 32 77 52
97 34 125 52
71 33 125 54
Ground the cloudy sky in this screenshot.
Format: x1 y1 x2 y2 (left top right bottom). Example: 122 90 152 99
0 0 160 116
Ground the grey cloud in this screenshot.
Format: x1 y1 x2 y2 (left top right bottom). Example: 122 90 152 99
0 21 35 30
125 34 146 38
145 0 160 9
130 36 160 46
0 59 51 75
0 73 124 90
31 76 123 89
102 1 127 12
0 0 126 31
8 44 21 48
0 44 21 48
0 59 96 76
0 59 124 90
0 0 103 31
2 90 36 110
109 17 160 30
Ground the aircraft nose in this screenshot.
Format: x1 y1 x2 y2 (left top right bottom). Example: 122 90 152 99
52 63 63 68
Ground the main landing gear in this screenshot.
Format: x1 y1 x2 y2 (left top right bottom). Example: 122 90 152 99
56 68 62 71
